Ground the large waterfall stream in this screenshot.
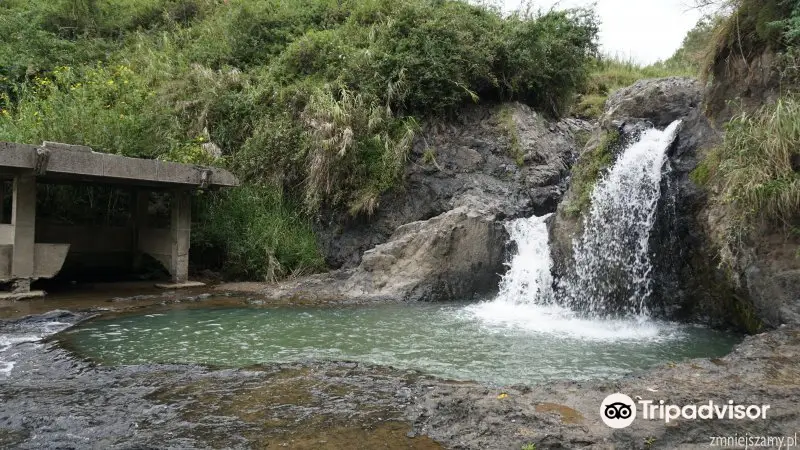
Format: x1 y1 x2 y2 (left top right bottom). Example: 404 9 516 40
563 121 682 316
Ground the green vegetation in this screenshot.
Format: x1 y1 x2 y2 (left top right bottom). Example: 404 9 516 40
703 0 799 81
563 130 621 217
521 444 536 450
692 0 800 279
705 97 800 266
193 185 324 281
0 0 599 280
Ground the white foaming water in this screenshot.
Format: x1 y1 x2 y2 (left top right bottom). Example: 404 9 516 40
564 121 681 317
0 321 71 377
467 122 683 340
465 214 674 341
494 214 554 305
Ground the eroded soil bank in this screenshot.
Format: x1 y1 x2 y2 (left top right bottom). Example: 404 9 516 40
1 290 798 449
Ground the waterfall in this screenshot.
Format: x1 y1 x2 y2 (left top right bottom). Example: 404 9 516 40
466 121 681 331
494 214 554 305
562 121 681 317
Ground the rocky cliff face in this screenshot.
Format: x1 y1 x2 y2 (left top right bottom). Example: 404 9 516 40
550 77 731 323
316 103 588 269
261 104 587 303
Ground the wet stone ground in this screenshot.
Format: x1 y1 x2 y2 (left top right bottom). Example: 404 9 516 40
0 310 440 449
1 292 799 449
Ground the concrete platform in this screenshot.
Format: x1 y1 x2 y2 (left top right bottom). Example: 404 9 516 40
0 290 46 301
155 281 207 290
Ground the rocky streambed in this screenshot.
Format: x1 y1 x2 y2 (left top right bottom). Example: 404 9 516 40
1 295 798 450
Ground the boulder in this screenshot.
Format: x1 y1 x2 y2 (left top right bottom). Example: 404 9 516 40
345 206 507 302
601 77 702 129
255 205 508 303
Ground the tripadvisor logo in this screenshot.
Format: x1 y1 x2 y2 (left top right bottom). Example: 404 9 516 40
600 393 771 429
601 393 636 428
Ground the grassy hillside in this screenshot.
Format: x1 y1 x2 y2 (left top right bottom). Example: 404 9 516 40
693 0 800 270
0 0 599 280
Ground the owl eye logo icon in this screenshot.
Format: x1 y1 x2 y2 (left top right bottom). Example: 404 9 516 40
600 393 637 428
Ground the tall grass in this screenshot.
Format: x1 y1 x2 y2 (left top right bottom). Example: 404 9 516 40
193 185 325 282
705 96 800 268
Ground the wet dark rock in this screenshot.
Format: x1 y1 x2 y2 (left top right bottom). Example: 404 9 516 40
647 107 730 324
548 77 734 325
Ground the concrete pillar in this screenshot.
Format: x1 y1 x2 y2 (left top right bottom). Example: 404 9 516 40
131 190 149 271
170 190 191 283
11 174 36 290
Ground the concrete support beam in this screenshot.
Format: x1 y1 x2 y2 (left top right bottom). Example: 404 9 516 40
170 190 191 284
11 174 36 290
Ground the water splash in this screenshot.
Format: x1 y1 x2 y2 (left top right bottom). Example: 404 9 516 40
562 121 681 317
466 212 672 340
494 214 554 305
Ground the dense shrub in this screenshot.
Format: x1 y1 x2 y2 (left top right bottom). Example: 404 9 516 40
0 65 185 158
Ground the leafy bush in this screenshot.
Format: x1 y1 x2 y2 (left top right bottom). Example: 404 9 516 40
0 65 186 158
499 9 598 116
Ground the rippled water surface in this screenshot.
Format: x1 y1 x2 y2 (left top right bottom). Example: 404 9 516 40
59 303 740 386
